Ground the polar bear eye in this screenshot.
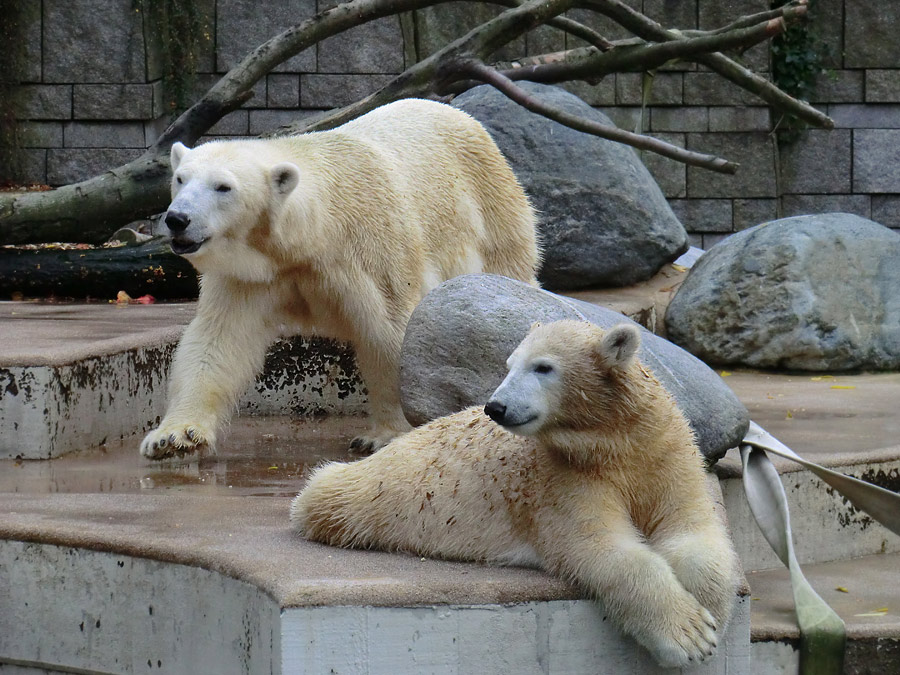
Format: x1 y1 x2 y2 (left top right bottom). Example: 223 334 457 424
534 363 554 375
175 176 183 185
215 184 232 193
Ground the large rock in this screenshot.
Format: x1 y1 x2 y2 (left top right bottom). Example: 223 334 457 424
400 275 749 462
453 82 688 290
665 213 900 371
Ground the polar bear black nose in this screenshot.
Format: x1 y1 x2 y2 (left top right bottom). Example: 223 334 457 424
484 400 507 424
165 211 191 233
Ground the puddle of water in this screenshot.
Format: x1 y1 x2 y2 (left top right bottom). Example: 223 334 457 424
0 416 369 497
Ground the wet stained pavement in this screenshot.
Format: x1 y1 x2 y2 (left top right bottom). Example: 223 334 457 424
3 370 900 497
0 416 368 498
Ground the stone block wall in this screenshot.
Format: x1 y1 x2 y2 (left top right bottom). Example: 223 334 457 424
7 0 899 242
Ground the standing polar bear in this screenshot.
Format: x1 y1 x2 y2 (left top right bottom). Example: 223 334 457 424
140 99 539 459
291 321 740 668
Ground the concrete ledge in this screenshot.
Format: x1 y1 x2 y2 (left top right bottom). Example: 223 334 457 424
720 455 900 571
0 493 750 674
0 269 683 460
747 553 900 674
0 540 280 675
0 302 367 459
1 343 175 460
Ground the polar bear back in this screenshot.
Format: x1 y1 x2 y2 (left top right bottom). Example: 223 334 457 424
290 99 539 287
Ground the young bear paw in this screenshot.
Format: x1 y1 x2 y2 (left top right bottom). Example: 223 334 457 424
642 603 718 669
140 421 215 460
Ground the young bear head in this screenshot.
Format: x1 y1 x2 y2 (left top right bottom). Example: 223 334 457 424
164 141 303 280
485 320 655 465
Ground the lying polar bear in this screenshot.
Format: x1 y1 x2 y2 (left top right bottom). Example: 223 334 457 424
291 321 740 668
140 99 539 459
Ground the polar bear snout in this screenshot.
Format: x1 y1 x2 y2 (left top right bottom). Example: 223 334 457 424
484 384 543 435
483 400 507 424
165 211 191 233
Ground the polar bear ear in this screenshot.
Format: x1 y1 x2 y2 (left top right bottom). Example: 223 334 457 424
597 324 641 370
170 142 189 171
270 162 300 198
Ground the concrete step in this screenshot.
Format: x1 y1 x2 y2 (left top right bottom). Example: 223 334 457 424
748 552 900 674
0 302 366 460
0 412 896 674
0 446 751 675
0 268 685 460
716 370 900 570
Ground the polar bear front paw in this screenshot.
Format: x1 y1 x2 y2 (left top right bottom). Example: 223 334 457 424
349 426 407 455
140 421 215 460
643 603 718 668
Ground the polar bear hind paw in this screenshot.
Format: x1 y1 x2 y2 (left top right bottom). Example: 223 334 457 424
643 604 718 668
140 422 214 460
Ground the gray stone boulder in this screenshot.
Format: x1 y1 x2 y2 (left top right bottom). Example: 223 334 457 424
400 274 749 462
453 82 688 290
665 213 900 371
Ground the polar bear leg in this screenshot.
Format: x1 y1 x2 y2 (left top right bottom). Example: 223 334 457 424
348 329 412 454
140 283 277 459
544 511 719 668
654 526 738 630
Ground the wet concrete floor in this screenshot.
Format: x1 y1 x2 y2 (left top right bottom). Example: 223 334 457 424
0 416 367 498
2 370 899 497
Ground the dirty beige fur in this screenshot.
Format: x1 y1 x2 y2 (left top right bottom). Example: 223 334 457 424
140 99 539 459
291 321 739 668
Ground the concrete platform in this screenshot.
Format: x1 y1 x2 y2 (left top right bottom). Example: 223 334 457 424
0 267 687 460
3 267 900 673
0 302 367 460
748 553 900 674
0 423 752 674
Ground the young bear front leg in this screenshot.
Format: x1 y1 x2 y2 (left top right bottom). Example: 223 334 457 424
140 280 277 459
652 524 740 631
541 504 719 669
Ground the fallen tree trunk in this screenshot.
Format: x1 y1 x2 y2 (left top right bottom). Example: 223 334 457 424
0 239 199 300
0 155 171 247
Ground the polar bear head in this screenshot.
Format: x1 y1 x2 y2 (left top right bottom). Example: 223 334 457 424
484 321 642 440
164 140 302 281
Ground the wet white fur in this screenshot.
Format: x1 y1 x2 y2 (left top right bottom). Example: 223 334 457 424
291 321 740 668
140 99 539 458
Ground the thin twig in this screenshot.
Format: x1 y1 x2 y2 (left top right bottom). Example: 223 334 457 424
579 0 833 129
489 13 793 86
461 60 738 174
681 0 807 37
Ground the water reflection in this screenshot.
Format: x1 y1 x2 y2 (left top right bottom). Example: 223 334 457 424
1 416 368 497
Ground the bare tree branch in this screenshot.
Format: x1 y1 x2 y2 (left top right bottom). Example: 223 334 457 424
580 0 833 129
681 0 808 37
1 0 833 245
482 12 799 88
1 0 478 245
460 60 738 173
285 0 578 133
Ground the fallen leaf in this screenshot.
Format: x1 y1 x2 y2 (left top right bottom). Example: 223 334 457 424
835 586 849 593
134 294 156 304
267 465 279 471
811 375 836 381
854 609 888 617
830 385 857 390
786 410 794 419
671 264 688 272
115 291 132 304
719 371 732 377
